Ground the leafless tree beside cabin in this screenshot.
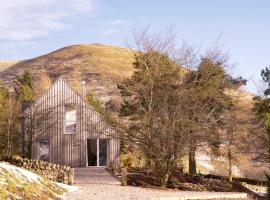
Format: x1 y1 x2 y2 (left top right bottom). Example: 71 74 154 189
23 99 58 159
0 91 20 156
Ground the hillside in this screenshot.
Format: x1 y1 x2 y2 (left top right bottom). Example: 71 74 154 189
0 44 135 101
0 44 266 179
0 61 21 72
0 162 69 199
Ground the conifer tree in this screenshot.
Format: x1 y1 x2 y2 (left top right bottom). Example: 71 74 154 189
16 71 35 157
17 71 34 102
184 58 232 174
253 66 270 198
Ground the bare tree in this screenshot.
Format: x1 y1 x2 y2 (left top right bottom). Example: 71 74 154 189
0 90 20 156
23 99 58 158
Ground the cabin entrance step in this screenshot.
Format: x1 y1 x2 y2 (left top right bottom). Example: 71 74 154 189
73 167 120 185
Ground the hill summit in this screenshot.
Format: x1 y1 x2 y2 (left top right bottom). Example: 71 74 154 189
0 44 135 101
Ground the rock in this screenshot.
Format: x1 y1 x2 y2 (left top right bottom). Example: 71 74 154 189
3 156 74 185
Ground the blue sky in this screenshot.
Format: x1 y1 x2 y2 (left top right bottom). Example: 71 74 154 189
0 0 269 93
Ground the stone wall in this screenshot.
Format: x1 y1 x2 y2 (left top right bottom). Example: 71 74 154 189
1 155 74 185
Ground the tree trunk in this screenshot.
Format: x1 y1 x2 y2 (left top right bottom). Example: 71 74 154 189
6 96 12 155
189 144 197 175
21 101 32 158
21 116 25 157
7 118 11 155
27 142 32 159
228 146 232 181
27 131 33 159
160 173 169 188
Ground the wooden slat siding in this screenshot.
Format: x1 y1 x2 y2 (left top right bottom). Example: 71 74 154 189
27 78 120 167
72 89 75 167
56 80 59 164
82 100 85 166
55 81 57 162
75 89 79 167
80 97 83 166
63 81 67 165
72 89 77 167
47 84 50 160
51 81 54 163
43 90 47 159
79 98 83 166
53 81 56 163
57 80 60 163
63 81 69 166
60 79 63 165
55 79 58 164
58 80 61 165
68 85 70 165
52 81 55 164
65 81 69 166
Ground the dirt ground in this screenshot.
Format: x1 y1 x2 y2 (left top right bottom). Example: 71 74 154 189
63 183 250 200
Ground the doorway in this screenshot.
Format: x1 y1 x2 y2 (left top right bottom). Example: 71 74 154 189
87 139 108 166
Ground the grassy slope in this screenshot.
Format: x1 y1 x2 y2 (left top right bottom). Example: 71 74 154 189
0 44 135 99
0 43 265 179
0 61 21 74
0 162 67 200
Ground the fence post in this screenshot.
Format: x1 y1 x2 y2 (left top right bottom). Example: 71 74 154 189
68 168 74 185
121 168 127 186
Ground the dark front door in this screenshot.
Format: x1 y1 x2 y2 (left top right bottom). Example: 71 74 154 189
99 139 107 166
87 139 108 166
87 139 97 166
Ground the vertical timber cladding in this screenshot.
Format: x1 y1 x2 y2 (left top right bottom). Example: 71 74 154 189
28 77 120 167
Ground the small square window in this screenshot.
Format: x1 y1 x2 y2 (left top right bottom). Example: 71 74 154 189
38 139 50 162
64 104 76 134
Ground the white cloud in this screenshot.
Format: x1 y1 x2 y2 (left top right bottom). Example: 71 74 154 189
0 0 92 40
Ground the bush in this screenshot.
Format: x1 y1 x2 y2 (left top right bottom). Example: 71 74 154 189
86 93 119 128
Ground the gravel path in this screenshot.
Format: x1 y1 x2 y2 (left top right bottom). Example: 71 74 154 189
74 167 120 185
63 184 247 200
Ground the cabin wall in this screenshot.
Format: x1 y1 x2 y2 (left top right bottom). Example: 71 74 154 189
30 79 120 167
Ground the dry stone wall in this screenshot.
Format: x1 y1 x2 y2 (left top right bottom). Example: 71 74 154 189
1 155 74 185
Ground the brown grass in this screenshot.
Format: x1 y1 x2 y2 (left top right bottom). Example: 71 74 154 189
0 44 135 100
0 60 20 71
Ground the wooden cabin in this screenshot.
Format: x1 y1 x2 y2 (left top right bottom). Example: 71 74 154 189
24 78 120 168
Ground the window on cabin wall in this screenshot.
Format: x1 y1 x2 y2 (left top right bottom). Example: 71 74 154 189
64 104 76 134
38 139 50 162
